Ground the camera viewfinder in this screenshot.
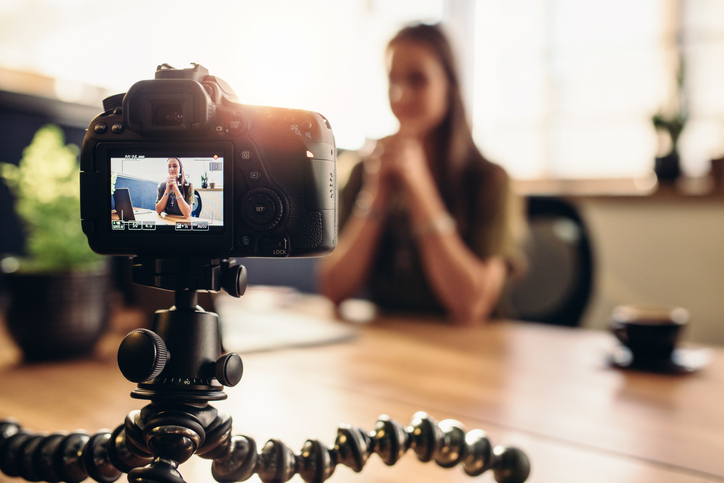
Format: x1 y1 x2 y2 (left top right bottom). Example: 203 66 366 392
153 103 184 126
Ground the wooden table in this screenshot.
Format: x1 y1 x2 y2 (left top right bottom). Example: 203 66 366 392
0 295 722 483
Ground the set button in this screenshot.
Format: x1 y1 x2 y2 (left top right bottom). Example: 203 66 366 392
242 188 283 230
245 193 276 225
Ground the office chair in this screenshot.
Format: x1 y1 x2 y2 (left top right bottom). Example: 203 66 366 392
191 191 202 217
506 196 594 327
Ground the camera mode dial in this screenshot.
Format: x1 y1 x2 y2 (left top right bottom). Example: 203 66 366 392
102 93 125 113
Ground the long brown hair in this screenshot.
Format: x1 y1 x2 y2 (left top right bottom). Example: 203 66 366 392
388 23 490 226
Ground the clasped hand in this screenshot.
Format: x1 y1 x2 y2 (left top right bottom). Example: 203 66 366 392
165 176 180 195
365 131 436 205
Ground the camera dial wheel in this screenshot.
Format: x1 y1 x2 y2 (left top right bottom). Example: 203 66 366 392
241 187 284 231
102 93 125 114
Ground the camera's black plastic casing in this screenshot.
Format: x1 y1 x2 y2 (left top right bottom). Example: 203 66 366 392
80 64 337 258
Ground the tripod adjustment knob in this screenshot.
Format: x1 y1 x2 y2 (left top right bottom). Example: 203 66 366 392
118 329 169 383
221 262 247 298
215 353 243 387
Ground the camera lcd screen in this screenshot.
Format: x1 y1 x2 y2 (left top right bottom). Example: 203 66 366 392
110 154 225 235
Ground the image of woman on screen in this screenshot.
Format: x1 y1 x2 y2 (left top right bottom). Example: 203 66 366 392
155 157 194 218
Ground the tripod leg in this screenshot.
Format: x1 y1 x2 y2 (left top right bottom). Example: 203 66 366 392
208 412 530 483
0 419 155 483
119 402 236 483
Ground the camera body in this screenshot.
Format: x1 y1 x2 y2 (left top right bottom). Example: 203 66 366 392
80 64 337 258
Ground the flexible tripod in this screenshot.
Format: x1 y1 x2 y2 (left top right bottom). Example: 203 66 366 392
0 257 530 483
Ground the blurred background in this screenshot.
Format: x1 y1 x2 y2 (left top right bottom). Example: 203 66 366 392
4 0 724 176
1 0 723 344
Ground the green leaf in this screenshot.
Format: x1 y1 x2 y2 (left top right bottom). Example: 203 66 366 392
0 124 104 274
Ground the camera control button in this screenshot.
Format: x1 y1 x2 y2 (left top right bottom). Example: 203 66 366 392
249 169 262 181
259 236 289 257
242 188 283 230
240 149 253 161
111 122 124 134
228 114 247 136
246 193 275 225
94 123 108 134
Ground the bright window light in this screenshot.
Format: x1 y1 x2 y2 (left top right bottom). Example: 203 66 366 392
0 0 444 150
1 0 722 179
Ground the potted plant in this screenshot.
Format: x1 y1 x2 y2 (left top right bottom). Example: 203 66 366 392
652 56 687 183
201 171 209 189
0 125 110 360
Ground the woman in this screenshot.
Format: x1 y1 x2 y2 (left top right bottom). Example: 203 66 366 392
318 23 525 325
155 157 194 218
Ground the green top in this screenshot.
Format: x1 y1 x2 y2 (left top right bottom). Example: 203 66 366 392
157 181 195 216
339 160 525 315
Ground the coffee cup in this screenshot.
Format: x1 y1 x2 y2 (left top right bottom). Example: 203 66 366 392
610 304 689 365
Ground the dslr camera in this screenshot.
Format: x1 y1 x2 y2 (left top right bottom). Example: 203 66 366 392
80 64 337 258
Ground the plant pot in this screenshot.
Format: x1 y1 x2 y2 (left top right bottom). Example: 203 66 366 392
654 152 681 183
4 263 111 361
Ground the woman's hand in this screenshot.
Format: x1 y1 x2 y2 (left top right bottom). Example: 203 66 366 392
167 177 183 197
376 132 437 202
356 131 439 225
355 140 398 216
156 182 171 215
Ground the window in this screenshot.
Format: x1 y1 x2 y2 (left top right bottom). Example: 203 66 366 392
0 0 720 180
0 0 444 150
472 0 724 179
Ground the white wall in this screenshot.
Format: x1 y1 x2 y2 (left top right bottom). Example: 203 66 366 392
576 195 724 345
